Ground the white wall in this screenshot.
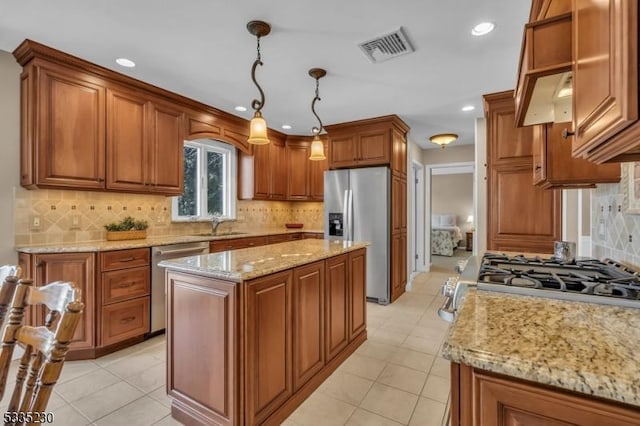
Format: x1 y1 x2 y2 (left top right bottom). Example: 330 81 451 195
0 50 20 265
407 137 425 280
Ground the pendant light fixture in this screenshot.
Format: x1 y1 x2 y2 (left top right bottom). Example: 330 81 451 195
429 133 458 149
246 20 271 145
308 68 327 161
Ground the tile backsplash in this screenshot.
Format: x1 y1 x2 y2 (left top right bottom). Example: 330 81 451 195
14 188 323 246
591 182 640 266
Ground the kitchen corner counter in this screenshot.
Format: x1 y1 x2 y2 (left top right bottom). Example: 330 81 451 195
442 289 640 408
159 238 369 282
14 228 324 253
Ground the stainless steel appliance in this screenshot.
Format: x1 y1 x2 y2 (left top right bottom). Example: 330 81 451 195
324 167 389 304
151 241 209 333
439 253 640 322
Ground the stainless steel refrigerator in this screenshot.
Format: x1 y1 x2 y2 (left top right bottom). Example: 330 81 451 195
324 166 390 304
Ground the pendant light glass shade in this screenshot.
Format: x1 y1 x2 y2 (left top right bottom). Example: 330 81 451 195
248 111 269 145
309 135 326 160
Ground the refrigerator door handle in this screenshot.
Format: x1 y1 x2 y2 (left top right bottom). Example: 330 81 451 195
342 189 349 240
347 189 354 240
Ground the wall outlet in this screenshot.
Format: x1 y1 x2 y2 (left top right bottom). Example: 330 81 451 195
30 215 41 230
70 215 81 230
156 215 166 225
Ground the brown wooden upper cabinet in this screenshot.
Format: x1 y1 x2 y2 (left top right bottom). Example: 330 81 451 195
325 115 409 175
106 88 184 195
571 0 640 163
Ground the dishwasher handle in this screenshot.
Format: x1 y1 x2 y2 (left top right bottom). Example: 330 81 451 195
155 247 209 257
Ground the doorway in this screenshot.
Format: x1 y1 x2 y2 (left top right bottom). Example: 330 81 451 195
425 162 475 271
410 161 425 277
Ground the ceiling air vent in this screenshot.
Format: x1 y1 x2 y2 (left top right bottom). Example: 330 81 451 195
358 27 414 63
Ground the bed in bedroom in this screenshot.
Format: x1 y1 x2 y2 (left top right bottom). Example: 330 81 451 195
431 214 463 256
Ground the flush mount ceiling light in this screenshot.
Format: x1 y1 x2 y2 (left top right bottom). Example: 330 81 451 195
246 20 271 145
461 105 475 112
115 58 135 68
234 105 247 112
308 68 327 161
471 22 495 36
429 133 458 149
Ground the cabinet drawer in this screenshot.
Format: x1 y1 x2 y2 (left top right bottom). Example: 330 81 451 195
100 248 150 271
102 266 150 305
267 234 295 244
101 297 150 346
210 236 268 253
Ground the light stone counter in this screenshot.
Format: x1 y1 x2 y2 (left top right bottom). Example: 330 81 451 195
442 289 640 407
159 239 369 282
15 228 324 253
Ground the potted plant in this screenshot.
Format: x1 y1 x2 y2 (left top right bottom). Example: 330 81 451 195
104 216 149 241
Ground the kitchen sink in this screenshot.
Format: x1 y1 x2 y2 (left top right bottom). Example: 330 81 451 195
191 231 248 237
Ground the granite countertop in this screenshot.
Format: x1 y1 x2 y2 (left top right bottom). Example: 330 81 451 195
15 228 324 253
442 289 640 407
158 239 369 282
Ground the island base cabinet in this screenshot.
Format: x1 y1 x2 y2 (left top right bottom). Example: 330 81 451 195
167 272 239 426
451 363 640 426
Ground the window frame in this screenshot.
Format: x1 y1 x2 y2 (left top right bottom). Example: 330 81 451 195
171 139 237 222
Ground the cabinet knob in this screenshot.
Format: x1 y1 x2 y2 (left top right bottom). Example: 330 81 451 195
561 128 575 139
535 165 541 170
98 178 105 183
36 261 44 268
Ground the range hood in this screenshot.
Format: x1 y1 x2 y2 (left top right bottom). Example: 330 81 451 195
514 12 572 127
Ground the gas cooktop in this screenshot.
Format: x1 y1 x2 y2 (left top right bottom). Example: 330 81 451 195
477 253 640 308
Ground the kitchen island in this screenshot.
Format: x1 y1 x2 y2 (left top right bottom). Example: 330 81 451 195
443 289 640 425
159 239 368 426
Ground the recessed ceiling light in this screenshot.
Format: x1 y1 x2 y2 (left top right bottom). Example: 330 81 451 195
471 22 495 36
281 124 292 130
234 106 247 112
115 58 135 68
462 105 475 112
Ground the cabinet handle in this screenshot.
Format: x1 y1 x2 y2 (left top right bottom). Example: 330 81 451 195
118 257 136 262
118 281 135 288
120 316 136 324
248 243 255 246
561 128 575 139
535 165 541 170
98 178 105 183
36 261 44 268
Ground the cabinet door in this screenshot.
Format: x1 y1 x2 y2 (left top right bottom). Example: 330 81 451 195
270 139 287 200
391 174 405 234
391 233 406 302
106 88 148 191
292 261 325 391
325 254 349 361
358 130 389 166
572 0 638 157
392 130 407 176
252 144 271 200
329 134 357 169
286 142 310 200
149 100 184 195
246 271 292 426
309 141 328 201
485 93 536 167
37 66 105 189
348 249 366 340
33 252 95 350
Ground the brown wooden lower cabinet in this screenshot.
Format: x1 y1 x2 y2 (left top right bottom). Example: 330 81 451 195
451 363 640 426
166 248 367 426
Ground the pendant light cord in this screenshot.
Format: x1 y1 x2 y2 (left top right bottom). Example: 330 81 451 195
251 36 265 112
311 78 322 134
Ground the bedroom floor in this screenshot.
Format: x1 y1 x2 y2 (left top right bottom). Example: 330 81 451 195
431 248 471 273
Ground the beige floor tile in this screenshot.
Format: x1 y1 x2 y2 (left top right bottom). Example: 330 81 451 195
287 392 356 426
71 381 144 421
388 347 435 373
429 357 451 379
379 321 417 335
369 328 409 346
148 386 171 409
360 383 419 425
345 408 403 426
377 363 428 395
153 415 183 426
56 368 121 402
356 339 399 361
318 370 373 405
104 352 163 379
49 403 92 426
338 353 387 380
402 336 441 355
409 325 447 341
94 345 141 367
409 397 447 426
124 363 166 393
94 396 169 426
421 375 450 404
58 360 100 384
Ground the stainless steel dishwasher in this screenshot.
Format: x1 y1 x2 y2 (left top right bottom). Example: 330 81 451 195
151 241 209 333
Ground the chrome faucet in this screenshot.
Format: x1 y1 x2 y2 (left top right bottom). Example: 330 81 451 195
211 216 236 235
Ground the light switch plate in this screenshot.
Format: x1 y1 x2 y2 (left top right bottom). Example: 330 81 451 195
70 215 81 229
30 215 41 230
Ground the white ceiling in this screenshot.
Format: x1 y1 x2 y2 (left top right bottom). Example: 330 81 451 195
0 0 529 149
